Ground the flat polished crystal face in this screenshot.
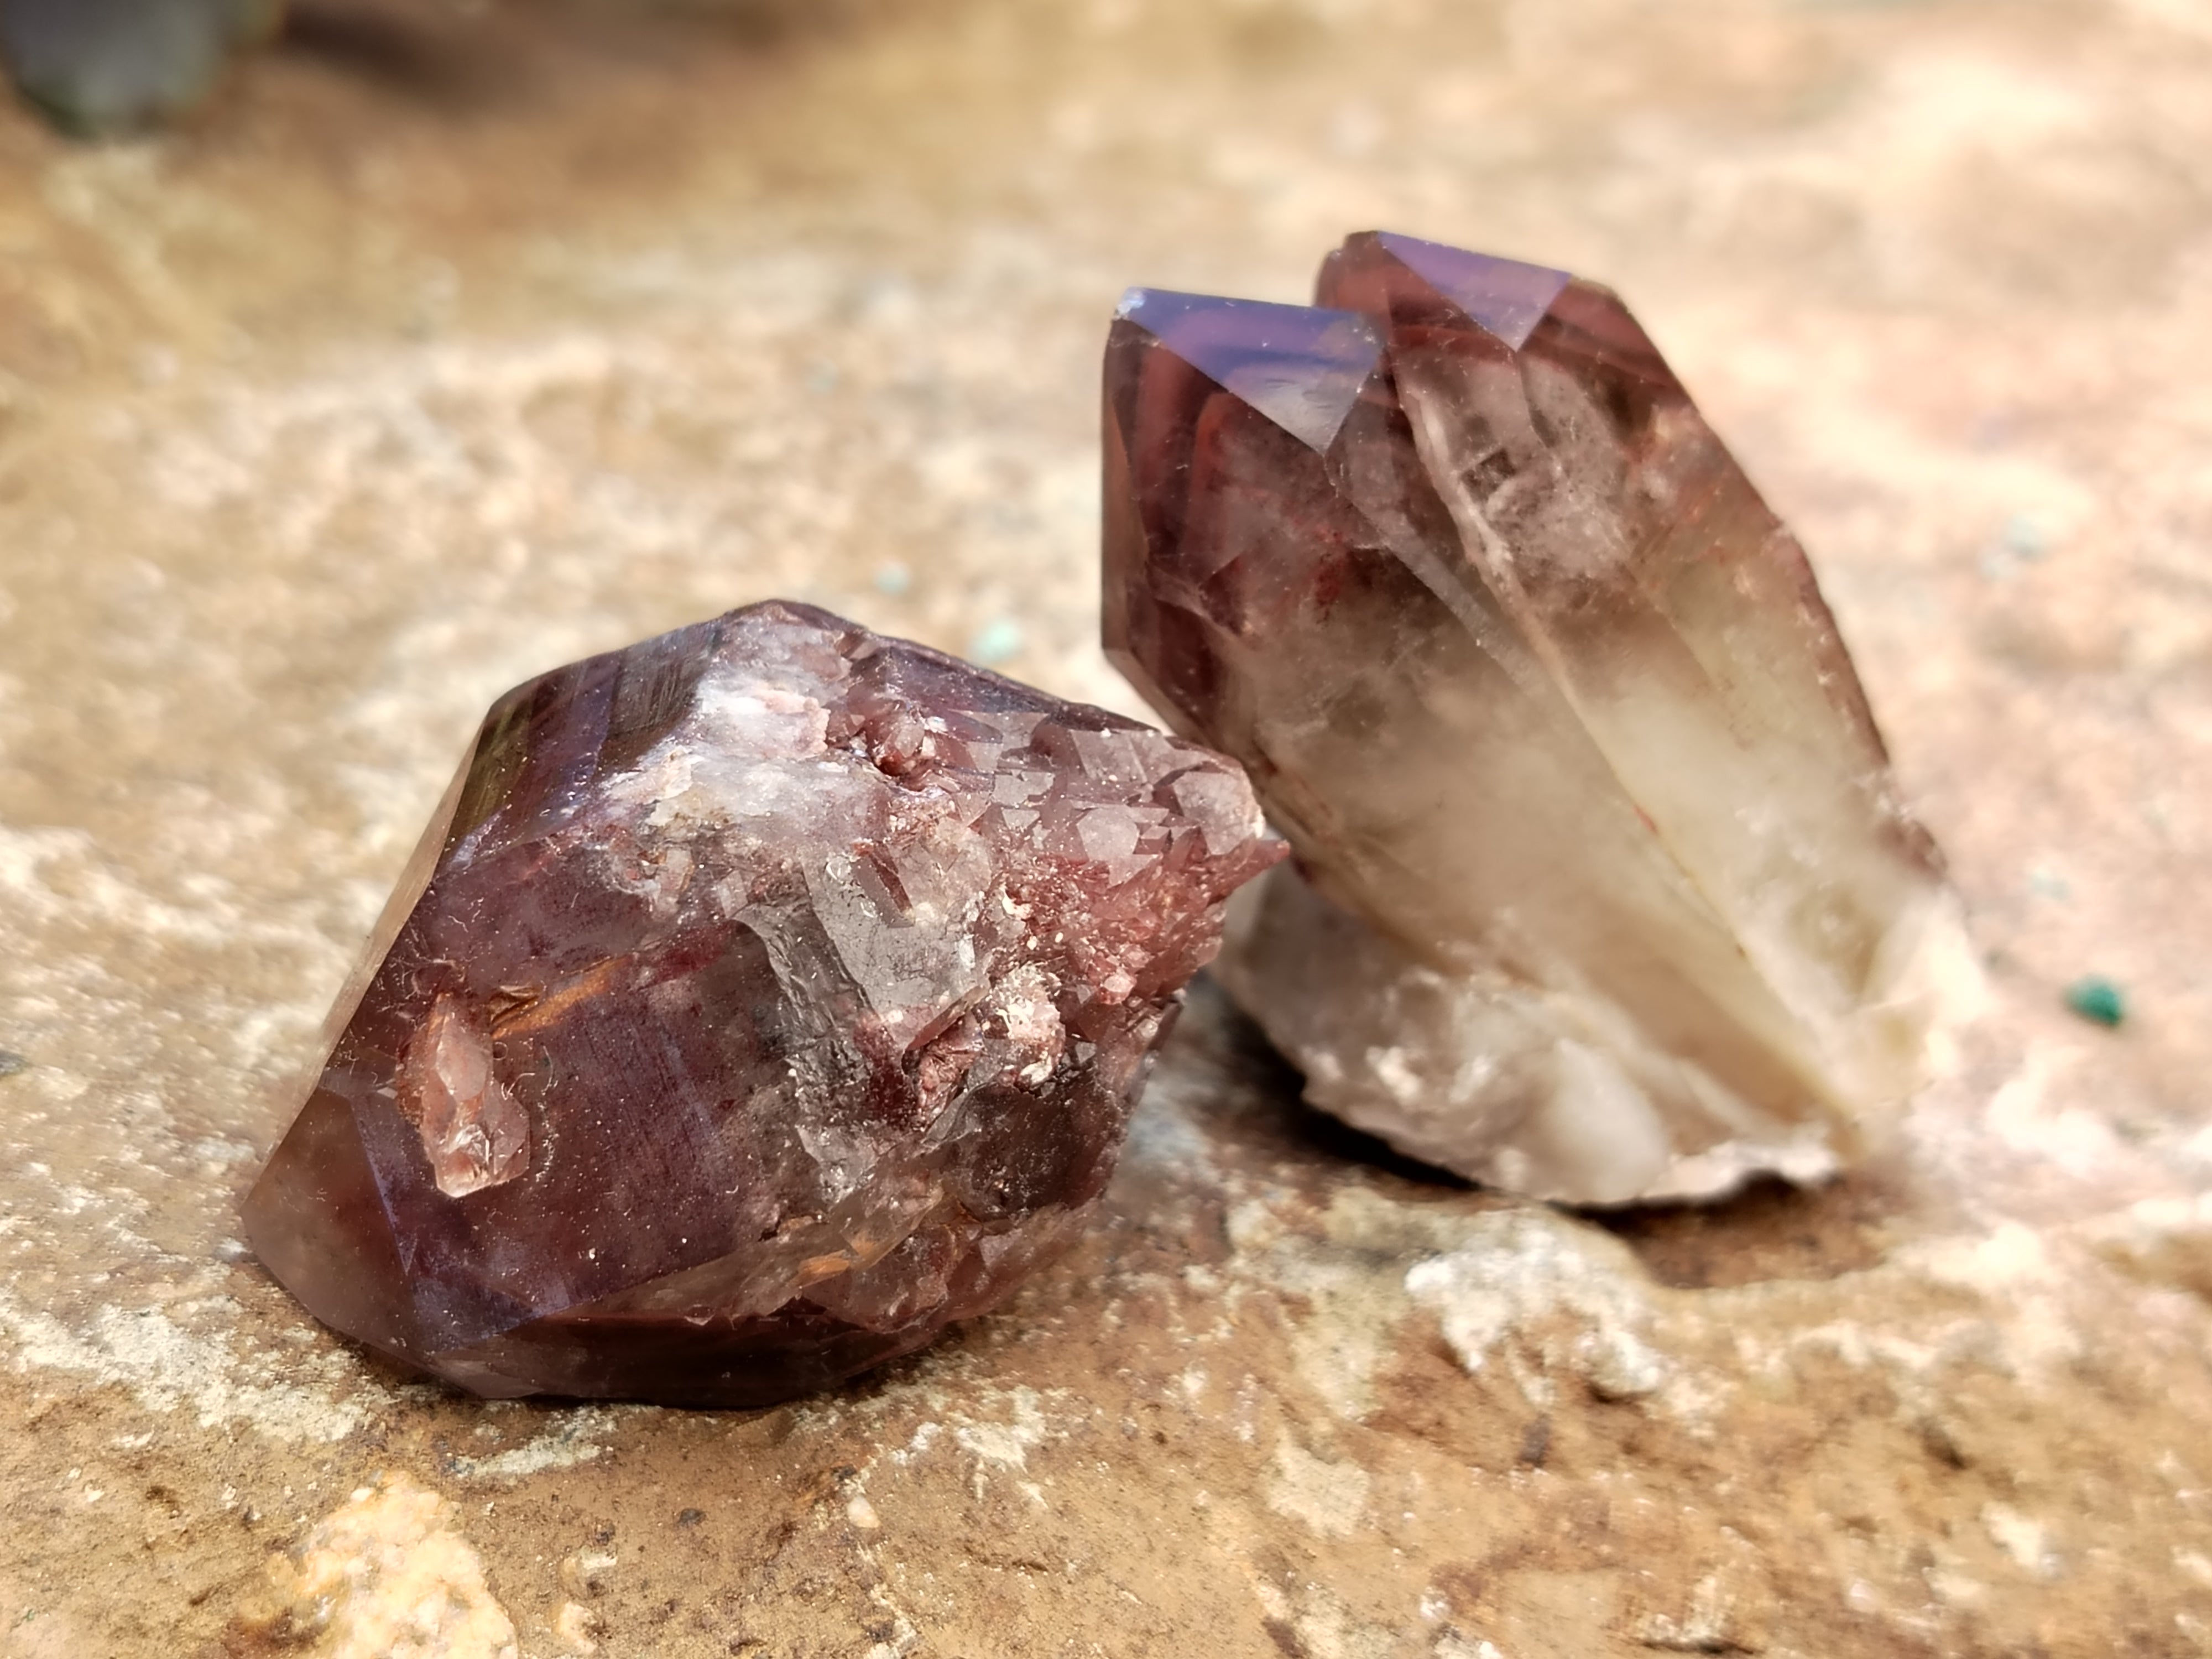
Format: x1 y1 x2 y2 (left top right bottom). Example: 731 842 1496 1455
1104 233 1976 1205
245 602 1280 1404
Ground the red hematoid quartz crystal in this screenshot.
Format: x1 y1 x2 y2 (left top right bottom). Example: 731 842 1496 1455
245 602 1280 1404
1104 231 1975 1205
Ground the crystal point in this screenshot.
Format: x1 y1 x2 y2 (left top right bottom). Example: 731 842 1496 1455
1104 236 1976 1206
1113 288 1383 453
1321 232 1571 349
246 602 1281 1403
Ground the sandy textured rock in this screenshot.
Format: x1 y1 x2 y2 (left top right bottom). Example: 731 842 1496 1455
0 1 2208 1656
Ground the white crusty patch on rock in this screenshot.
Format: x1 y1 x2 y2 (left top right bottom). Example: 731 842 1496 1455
1253 1576 1400 1659
1893 1221 2083 1375
1225 1192 1425 1422
1981 1502 2062 1579
1635 1569 1751 1652
1266 1437 1372 1539
1404 1209 1670 1407
951 1384 1053 1472
0 1292 377 1443
0 824 345 1079
1207 1146 2135 1454
447 1406 635 1481
1225 1186 1681 1420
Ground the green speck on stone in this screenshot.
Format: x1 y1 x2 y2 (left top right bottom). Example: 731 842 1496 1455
969 617 1024 667
0 1050 25 1077
2000 511 2053 560
2063 975 2126 1029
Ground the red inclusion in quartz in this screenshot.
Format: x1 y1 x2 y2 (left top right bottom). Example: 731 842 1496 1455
246 602 1280 1405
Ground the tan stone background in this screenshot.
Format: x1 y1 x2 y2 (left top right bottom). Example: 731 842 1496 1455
1 0 2209 1653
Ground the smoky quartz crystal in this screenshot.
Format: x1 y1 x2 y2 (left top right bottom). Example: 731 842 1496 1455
1104 231 1977 1205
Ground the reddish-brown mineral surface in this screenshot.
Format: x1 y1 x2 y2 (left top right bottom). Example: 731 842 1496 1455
1104 232 1978 1206
244 602 1279 1405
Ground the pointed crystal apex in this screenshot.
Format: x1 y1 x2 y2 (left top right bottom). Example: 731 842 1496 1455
1326 232 1570 349
1114 288 1382 453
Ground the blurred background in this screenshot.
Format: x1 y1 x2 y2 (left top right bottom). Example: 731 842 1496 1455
1 1 2209 1652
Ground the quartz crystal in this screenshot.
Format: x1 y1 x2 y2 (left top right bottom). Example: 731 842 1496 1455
1103 231 1977 1205
245 602 1279 1404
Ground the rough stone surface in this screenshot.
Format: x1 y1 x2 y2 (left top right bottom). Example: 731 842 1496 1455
239 1473 519 1659
245 599 1276 1406
1 2 2209 1656
1104 242 1975 1206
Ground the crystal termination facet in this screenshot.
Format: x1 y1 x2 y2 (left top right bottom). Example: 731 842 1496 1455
246 602 1281 1404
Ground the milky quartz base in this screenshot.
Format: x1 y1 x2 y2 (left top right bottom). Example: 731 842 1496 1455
1104 231 1978 1205
244 602 1279 1403
1219 863 1975 1204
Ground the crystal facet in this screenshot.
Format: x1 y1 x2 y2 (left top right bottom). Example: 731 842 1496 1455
246 602 1280 1404
1103 233 1976 1206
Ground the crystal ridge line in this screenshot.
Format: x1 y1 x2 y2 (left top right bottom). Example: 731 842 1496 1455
1361 233 1570 349
1115 288 1383 453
